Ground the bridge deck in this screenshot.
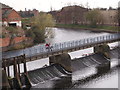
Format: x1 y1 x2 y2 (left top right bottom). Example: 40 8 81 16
2 33 120 64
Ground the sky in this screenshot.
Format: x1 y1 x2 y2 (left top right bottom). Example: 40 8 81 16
0 0 120 12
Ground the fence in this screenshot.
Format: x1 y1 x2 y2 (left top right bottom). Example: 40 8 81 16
2 33 120 59
21 33 120 58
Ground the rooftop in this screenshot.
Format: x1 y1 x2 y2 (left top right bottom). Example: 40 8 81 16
0 2 12 9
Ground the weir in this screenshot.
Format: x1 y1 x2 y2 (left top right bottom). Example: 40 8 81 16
2 45 114 89
2 36 119 89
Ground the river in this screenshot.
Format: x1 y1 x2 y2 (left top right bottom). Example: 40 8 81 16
3 28 119 89
3 28 111 58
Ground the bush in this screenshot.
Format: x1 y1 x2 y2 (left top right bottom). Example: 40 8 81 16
8 43 33 51
32 26 45 43
25 29 35 38
0 34 5 38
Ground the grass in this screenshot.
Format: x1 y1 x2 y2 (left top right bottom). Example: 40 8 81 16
56 24 120 32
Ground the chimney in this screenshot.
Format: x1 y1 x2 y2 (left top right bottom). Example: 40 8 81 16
25 8 27 11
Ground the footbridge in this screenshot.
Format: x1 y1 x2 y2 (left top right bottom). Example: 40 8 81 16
3 33 120 61
2 33 120 89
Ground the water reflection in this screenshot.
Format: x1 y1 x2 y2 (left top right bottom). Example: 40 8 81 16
71 66 119 88
46 28 110 44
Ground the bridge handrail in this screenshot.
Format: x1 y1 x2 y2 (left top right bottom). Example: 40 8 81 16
25 34 119 57
3 33 120 58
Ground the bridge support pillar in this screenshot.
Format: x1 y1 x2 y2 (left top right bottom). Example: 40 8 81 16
2 69 10 89
49 53 72 72
22 55 32 88
94 44 111 73
13 57 22 89
97 63 110 74
94 44 110 59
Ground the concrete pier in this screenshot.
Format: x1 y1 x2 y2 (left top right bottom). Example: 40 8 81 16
49 53 72 72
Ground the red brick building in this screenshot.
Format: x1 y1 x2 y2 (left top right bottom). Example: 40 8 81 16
49 5 88 24
1 3 22 27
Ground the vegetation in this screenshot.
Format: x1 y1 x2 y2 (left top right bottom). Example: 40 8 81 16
25 12 55 44
56 8 119 32
21 18 31 29
0 33 6 38
31 12 55 30
32 26 45 43
5 27 20 46
85 9 104 27
118 7 120 26
56 24 119 32
8 43 33 51
25 29 35 38
2 13 55 51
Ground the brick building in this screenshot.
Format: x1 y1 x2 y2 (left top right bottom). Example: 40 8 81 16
49 5 88 24
99 9 118 25
1 3 22 27
49 5 118 26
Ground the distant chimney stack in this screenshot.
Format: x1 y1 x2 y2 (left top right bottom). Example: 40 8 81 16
51 6 53 11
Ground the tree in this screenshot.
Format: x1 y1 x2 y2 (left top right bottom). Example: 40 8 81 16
25 29 35 38
26 12 55 44
5 27 19 46
118 7 120 26
31 12 55 31
33 27 45 43
85 9 104 27
21 18 31 29
118 1 120 26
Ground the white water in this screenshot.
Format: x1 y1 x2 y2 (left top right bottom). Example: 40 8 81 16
80 68 118 88
6 28 119 88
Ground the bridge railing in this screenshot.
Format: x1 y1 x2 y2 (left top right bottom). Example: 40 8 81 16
22 33 119 58
3 33 120 58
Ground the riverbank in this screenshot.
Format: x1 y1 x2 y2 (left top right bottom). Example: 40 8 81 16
55 24 120 33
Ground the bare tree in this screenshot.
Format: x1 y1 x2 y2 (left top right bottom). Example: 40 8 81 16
118 1 120 26
85 9 104 27
118 8 120 26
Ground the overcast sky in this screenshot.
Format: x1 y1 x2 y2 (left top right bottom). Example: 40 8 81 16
0 0 120 11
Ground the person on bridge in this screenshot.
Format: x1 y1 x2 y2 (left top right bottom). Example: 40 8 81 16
45 43 49 49
45 43 53 52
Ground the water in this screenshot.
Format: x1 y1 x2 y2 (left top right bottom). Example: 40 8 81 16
25 28 118 71
72 67 119 88
3 28 111 58
29 47 119 89
3 28 119 88
28 64 69 86
70 46 119 89
47 28 110 43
